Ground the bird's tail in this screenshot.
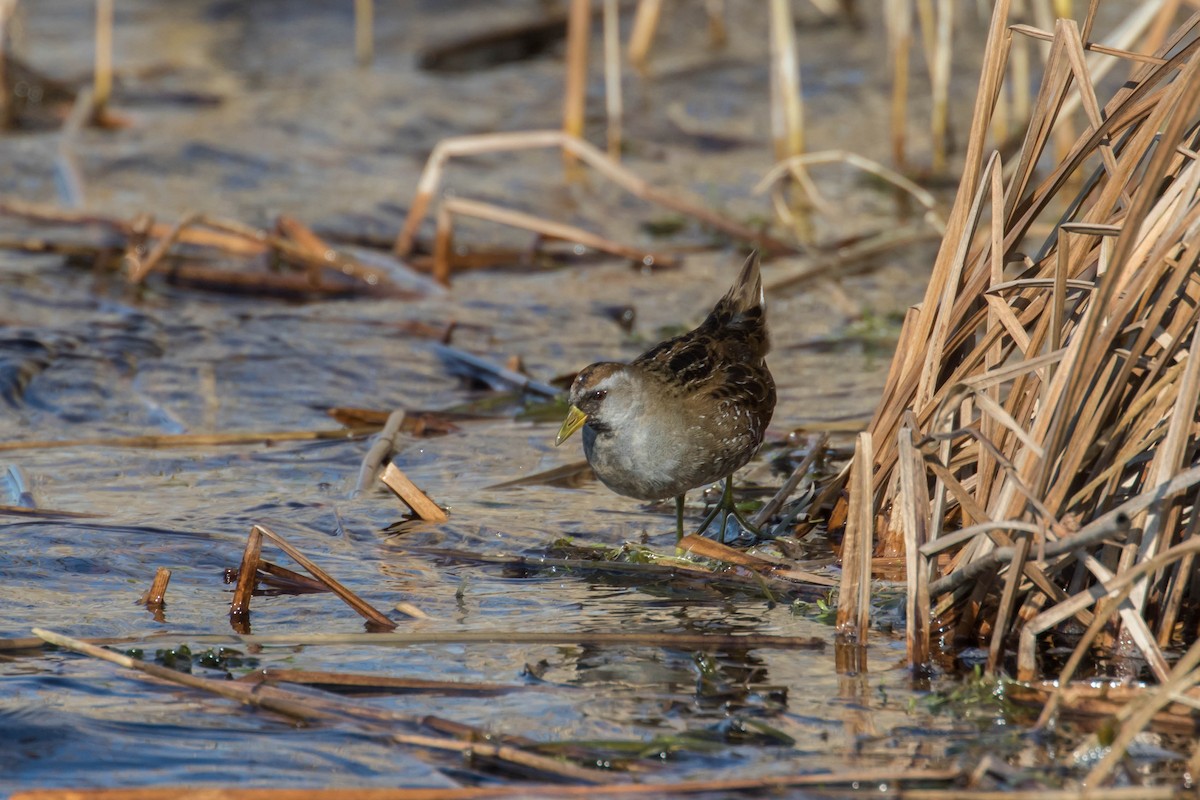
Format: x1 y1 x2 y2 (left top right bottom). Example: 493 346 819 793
710 250 769 357
723 250 764 316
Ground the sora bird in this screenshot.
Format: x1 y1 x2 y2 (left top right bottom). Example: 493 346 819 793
555 252 776 541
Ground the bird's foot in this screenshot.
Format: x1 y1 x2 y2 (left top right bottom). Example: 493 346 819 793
694 478 762 544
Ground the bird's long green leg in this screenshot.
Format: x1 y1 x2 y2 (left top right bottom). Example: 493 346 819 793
675 494 686 542
695 477 761 540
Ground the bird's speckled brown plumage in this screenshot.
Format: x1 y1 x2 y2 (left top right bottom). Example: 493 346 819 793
557 252 776 506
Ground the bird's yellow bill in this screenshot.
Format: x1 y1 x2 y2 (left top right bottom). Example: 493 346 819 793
555 405 588 446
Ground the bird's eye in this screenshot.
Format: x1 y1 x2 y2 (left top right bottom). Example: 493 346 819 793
591 389 607 401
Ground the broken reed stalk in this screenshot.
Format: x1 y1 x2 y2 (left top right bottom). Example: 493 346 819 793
0 199 413 295
751 432 828 528
885 0 912 171
55 86 94 208
755 149 947 235
678 533 837 587
2 627 827 652
252 524 398 630
816 2 1200 729
380 463 448 523
767 0 803 162
392 130 795 259
561 0 590 173
928 0 952 174
0 426 376 453
835 432 873 645
434 196 678 284
626 0 661 72
0 0 14 129
602 0 623 159
93 0 112 116
229 526 262 625
29 628 613 785
354 0 373 66
355 409 407 494
6 768 965 799
137 567 172 613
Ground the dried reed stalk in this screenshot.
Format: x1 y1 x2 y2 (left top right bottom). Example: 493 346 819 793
392 130 794 259
433 196 677 284
229 526 262 629
768 0 804 162
29 628 613 785
885 0 912 170
380 463 448 523
354 0 373 66
626 0 661 72
602 0 622 159
93 0 112 115
0 427 375 453
0 0 15 129
253 524 398 630
815 3 1200 749
137 567 171 614
835 432 873 644
8 767 964 799
561 0 590 172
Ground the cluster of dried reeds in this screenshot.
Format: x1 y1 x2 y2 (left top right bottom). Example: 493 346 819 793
823 0 1200 704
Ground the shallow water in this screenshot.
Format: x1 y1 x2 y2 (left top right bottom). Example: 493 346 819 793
0 0 1156 795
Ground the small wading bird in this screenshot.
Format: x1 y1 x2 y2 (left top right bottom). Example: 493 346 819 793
556 252 776 541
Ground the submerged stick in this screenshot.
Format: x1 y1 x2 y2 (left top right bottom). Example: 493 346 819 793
355 409 407 495
432 342 559 397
